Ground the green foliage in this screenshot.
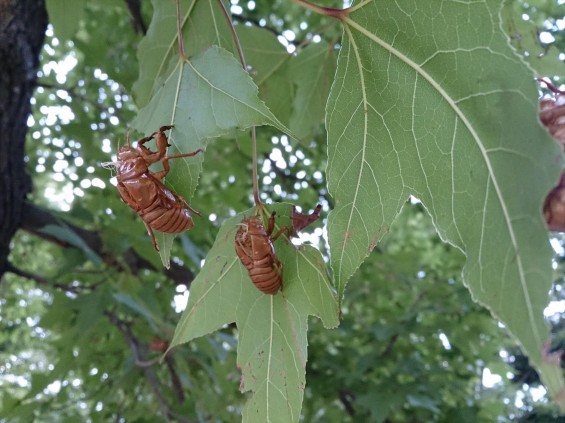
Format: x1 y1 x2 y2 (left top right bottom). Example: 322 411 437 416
503 0 565 78
45 0 87 41
4 0 565 422
170 204 338 422
325 0 563 400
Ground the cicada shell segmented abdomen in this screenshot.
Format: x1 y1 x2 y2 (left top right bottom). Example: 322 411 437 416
138 187 194 233
235 216 283 295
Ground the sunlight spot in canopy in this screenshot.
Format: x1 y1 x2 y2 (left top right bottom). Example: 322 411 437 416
529 385 548 402
102 139 112 154
39 105 74 125
514 388 546 409
539 31 555 44
482 368 502 388
544 300 565 317
278 35 289 47
438 333 451 350
270 148 287 169
46 380 62 394
550 238 563 255
44 183 73 211
174 284 189 312
231 4 243 14
283 29 296 42
93 68 108 81
53 159 68 172
91 178 106 189
56 89 70 101
43 53 77 85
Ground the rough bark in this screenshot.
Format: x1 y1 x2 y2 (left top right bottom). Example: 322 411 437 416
0 0 48 278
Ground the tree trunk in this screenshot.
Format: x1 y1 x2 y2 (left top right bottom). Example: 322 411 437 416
0 0 48 278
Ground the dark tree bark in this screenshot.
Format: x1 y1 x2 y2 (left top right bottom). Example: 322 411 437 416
0 1 194 286
0 0 48 278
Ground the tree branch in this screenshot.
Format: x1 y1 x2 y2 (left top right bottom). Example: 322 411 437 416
105 311 192 423
4 261 99 293
19 201 195 286
338 388 356 417
123 0 147 34
0 0 48 279
164 355 185 403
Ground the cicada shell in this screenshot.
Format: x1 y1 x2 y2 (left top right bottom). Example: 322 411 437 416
113 125 202 250
235 214 285 295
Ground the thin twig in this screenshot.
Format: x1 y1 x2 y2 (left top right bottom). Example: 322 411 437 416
338 388 356 416
165 355 185 403
123 0 147 34
19 201 196 287
216 0 246 68
105 311 192 423
4 261 99 294
215 0 262 207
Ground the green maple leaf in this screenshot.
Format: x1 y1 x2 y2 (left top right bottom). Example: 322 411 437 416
325 0 564 402
169 204 339 422
130 45 291 264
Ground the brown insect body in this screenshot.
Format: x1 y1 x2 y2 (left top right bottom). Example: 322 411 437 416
115 125 202 250
235 214 286 295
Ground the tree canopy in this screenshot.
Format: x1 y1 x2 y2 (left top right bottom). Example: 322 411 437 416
2 0 565 422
